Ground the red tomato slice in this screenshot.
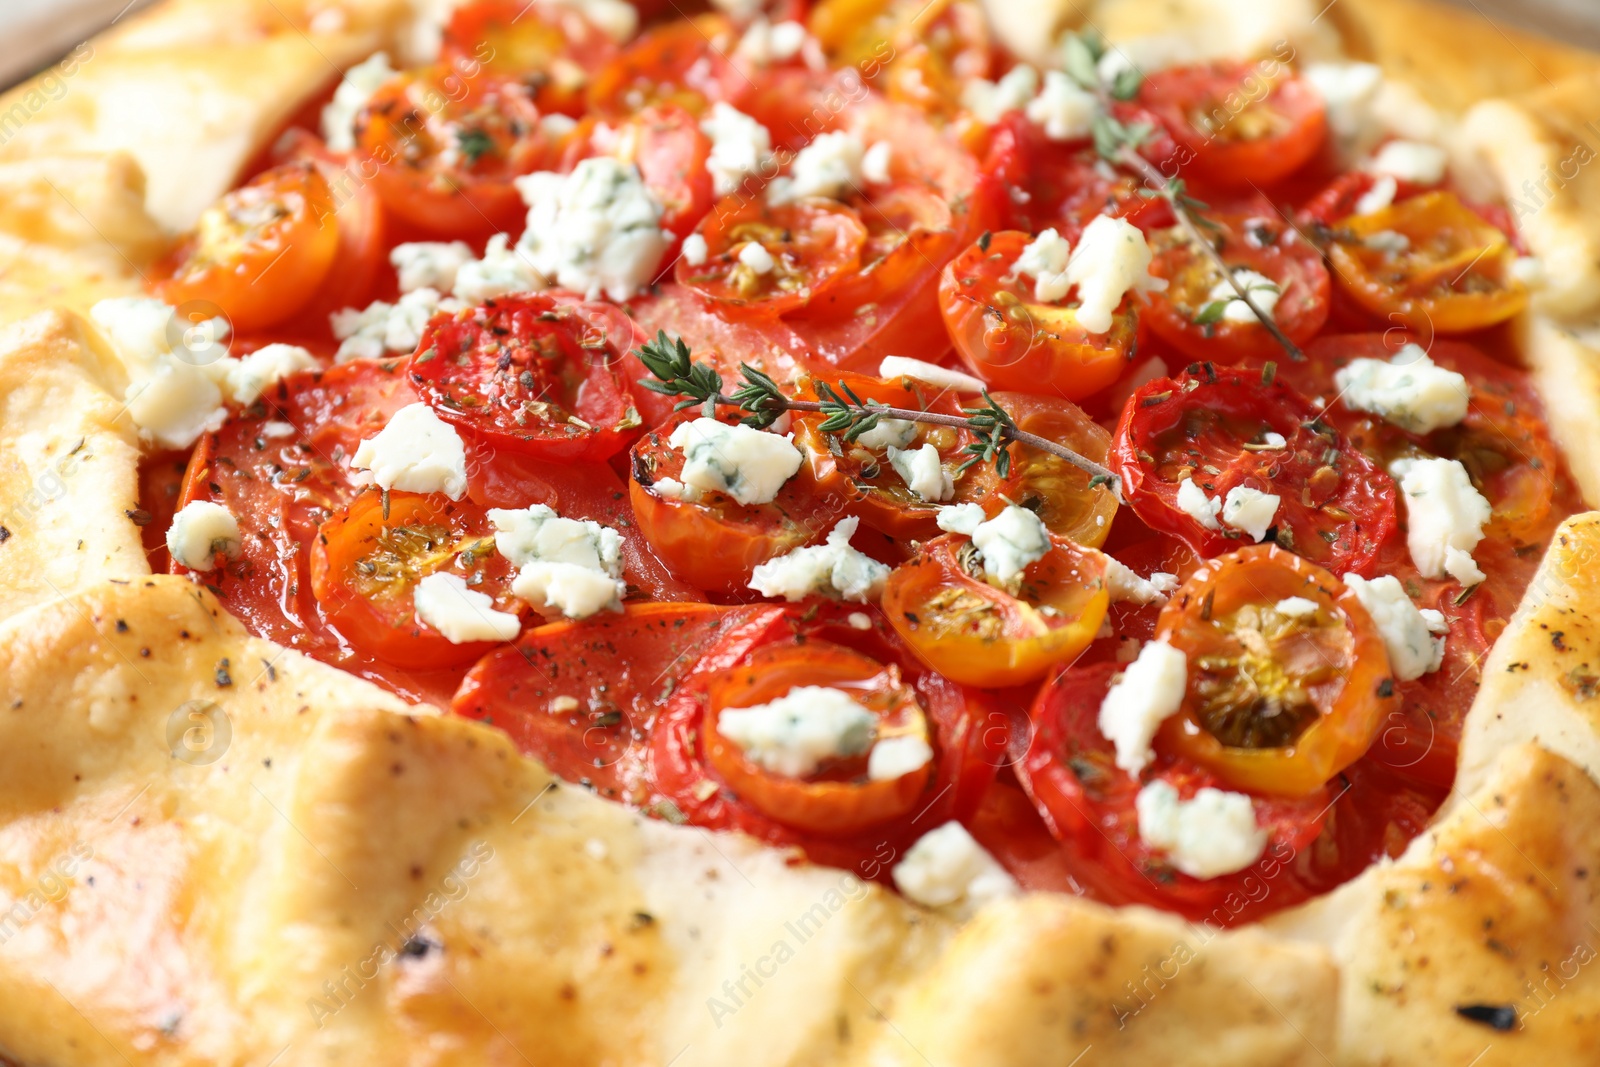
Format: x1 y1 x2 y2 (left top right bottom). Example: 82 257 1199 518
1111 364 1398 576
1140 61 1327 188
409 294 642 462
939 230 1138 399
677 196 868 318
453 603 779 803
309 489 519 669
1018 661 1332 923
354 68 554 238
1144 213 1330 363
648 606 1002 874
627 411 849 594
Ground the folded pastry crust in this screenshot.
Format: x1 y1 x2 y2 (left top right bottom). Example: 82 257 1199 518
4 0 1600 1063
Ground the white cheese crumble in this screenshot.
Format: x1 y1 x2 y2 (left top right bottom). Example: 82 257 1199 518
1176 478 1222 530
733 18 811 66
1274 596 1321 618
1301 62 1384 153
1367 140 1447 185
1365 229 1410 255
1332 344 1470 434
769 131 865 204
971 505 1051 587
960 64 1039 124
854 408 917 451
491 504 627 620
886 442 953 503
1105 558 1180 606
935 502 987 536
700 103 772 197
737 240 776 274
391 241 475 294
452 233 542 303
165 501 241 571
331 288 463 363
860 141 893 185
413 571 521 643
716 686 876 777
1354 175 1398 216
91 297 232 449
748 517 891 603
1221 486 1281 543
1342 573 1447 681
680 233 709 267
1014 228 1073 304
222 344 317 406
1025 70 1097 141
1389 457 1491 587
878 356 987 394
1098 639 1188 774
320 52 398 153
1063 214 1162 334
1207 269 1281 324
667 418 803 506
869 735 933 781
1136 781 1267 879
649 476 703 502
351 402 469 499
515 157 671 302
1510 256 1544 287
892 822 1019 914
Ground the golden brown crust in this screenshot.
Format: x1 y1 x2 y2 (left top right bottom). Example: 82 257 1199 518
0 310 146 622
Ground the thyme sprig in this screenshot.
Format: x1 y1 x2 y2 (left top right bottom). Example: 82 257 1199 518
634 332 1123 500
1061 33 1305 361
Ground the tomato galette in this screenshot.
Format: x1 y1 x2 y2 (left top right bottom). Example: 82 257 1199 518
4 0 1600 1063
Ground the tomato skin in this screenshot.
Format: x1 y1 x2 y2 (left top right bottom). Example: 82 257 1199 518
1139 61 1327 188
939 231 1137 399
1326 190 1528 335
703 641 935 835
1154 545 1397 796
354 68 553 238
154 162 341 333
1111 366 1399 576
1143 214 1330 363
678 196 868 318
882 534 1111 687
453 603 773 802
627 413 848 594
1018 661 1333 923
309 489 518 669
409 295 642 463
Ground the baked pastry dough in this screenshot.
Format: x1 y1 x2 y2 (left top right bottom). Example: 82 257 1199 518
4 0 1600 1063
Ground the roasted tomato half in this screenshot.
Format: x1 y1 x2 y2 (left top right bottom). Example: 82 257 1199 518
1144 214 1330 363
1155 545 1396 796
883 533 1111 687
1326 190 1528 335
154 162 340 333
409 294 642 462
677 196 869 318
939 230 1138 399
309 489 520 669
1111 365 1398 576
